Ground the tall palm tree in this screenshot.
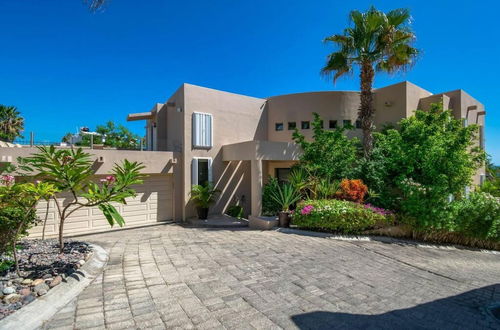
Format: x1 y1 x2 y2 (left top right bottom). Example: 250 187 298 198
321 7 419 156
0 105 24 142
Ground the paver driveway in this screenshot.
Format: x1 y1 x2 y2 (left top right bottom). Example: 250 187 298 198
45 224 500 330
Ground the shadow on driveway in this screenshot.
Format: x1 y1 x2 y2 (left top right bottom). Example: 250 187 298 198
291 284 500 329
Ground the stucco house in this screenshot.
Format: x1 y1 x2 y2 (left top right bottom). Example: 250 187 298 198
0 81 486 238
127 81 486 222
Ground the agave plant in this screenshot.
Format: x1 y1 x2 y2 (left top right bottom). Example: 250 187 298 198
314 178 340 199
288 168 310 198
269 182 302 213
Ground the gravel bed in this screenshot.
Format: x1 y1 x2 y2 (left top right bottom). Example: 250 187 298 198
0 239 92 320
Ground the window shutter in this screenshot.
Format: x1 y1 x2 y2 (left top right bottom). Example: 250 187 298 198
192 113 213 148
192 158 198 186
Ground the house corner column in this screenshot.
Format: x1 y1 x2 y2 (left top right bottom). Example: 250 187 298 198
251 159 263 216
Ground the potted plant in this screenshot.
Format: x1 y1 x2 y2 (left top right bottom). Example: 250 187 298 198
190 183 220 220
269 182 302 227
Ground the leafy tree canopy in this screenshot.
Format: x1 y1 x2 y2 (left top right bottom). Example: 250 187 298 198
64 121 142 149
292 112 358 181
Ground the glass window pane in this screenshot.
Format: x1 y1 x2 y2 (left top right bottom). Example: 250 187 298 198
301 121 310 129
329 120 337 129
198 159 209 186
275 168 291 183
288 122 296 130
275 123 284 131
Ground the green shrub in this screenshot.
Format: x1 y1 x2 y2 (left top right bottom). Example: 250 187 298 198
292 199 390 234
451 192 500 241
0 206 35 255
226 205 244 219
367 103 485 226
292 113 358 181
262 177 281 216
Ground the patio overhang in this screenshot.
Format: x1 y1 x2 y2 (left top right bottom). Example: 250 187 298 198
127 111 154 121
222 140 302 217
127 103 164 122
222 140 302 161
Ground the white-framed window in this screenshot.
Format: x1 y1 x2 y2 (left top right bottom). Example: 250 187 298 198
480 174 486 186
192 112 213 149
192 157 213 186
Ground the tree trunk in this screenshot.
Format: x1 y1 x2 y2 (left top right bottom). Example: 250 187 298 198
359 61 375 157
12 222 24 277
41 200 50 240
58 218 65 253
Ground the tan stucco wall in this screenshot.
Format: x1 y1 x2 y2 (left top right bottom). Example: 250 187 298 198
266 91 363 142
30 174 173 238
181 84 268 218
0 147 177 175
265 82 434 142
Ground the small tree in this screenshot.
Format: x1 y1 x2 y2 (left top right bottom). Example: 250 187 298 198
18 146 145 252
0 176 57 275
292 112 358 181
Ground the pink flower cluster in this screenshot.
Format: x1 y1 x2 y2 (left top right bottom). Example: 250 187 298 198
1 175 14 186
301 205 314 215
100 175 116 184
364 203 393 216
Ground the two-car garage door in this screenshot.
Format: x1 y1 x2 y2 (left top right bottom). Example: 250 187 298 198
30 174 173 238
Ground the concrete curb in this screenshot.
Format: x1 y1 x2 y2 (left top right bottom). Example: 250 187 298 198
0 243 109 330
275 227 500 254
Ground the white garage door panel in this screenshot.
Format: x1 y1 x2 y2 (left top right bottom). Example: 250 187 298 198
28 174 173 239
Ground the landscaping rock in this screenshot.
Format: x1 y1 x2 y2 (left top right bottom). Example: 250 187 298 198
2 287 15 295
22 294 35 305
0 239 91 320
78 260 85 266
31 279 44 287
33 283 49 296
18 288 30 296
3 294 21 304
49 276 62 288
21 279 32 286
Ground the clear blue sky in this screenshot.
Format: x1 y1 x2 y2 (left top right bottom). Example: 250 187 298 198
1 0 499 163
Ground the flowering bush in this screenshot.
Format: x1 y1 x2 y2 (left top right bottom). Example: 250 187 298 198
336 179 368 203
364 203 394 216
292 199 391 234
301 204 314 215
0 175 14 186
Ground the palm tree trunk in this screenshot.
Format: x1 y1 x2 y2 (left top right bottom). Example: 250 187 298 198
359 61 375 157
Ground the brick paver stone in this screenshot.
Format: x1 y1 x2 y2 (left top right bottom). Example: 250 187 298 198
44 224 500 329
